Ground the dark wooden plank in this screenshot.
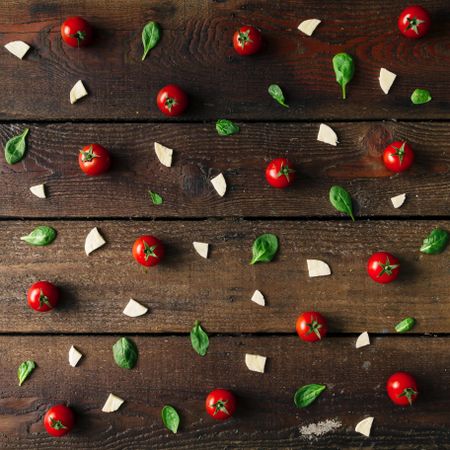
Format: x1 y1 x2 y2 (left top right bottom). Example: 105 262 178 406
0 335 448 449
0 0 449 120
1 121 449 218
0 219 448 333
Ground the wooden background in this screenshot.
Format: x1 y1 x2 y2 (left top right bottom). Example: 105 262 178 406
0 0 449 449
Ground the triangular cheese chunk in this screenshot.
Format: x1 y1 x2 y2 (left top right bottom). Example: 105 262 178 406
355 417 374 437
85 227 106 255
307 259 331 277
355 331 370 349
70 80 88 104
30 184 46 199
298 19 321 36
211 173 227 197
193 242 209 258
123 298 148 317
379 68 397 94
5 41 31 59
101 393 124 413
154 142 173 167
68 346 83 367
390 193 406 209
317 123 338 146
245 354 267 373
251 290 265 306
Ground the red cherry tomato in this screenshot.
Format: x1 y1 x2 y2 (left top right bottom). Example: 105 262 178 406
27 281 60 312
367 252 400 284
156 84 188 117
383 141 414 173
78 144 111 176
265 158 296 189
387 371 418 406
398 6 430 39
205 389 237 420
44 404 75 437
296 311 328 342
233 25 262 56
60 17 93 48
132 235 165 267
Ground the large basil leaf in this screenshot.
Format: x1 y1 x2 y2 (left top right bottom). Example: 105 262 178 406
142 21 161 61
216 119 239 136
250 233 279 264
329 185 355 221
294 384 326 408
20 226 56 246
190 321 209 356
113 337 138 369
268 84 289 108
161 405 180 433
332 53 354 99
5 128 29 164
420 228 449 254
18 360 36 386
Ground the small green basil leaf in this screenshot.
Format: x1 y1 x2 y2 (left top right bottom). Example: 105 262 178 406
216 119 240 136
190 321 209 356
149 190 163 205
329 185 355 221
420 228 449 254
18 360 36 386
294 384 326 408
162 405 180 434
142 21 161 61
5 128 29 165
395 317 416 333
268 84 289 108
113 337 138 369
250 233 279 265
20 226 56 246
332 53 354 99
411 88 432 105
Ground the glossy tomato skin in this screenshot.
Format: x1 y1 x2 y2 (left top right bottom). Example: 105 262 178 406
383 141 414 173
233 25 262 56
156 84 188 117
44 404 75 437
205 389 237 420
79 144 111 176
296 311 328 342
61 17 93 48
265 158 296 188
387 371 418 406
367 252 400 284
27 281 60 312
132 235 165 267
398 6 430 39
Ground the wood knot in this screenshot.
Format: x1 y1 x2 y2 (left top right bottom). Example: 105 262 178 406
361 124 393 157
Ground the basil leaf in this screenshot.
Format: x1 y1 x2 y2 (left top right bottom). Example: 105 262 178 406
4 128 29 165
411 88 432 105
216 119 240 136
250 233 279 265
161 405 180 434
18 360 36 386
294 384 326 408
268 84 289 108
190 320 209 356
113 337 138 369
332 53 354 99
395 317 416 333
420 228 449 254
149 190 163 205
142 21 161 61
329 185 355 221
20 226 56 246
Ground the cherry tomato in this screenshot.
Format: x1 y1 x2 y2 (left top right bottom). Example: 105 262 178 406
132 235 165 267
233 25 262 56
398 6 430 39
156 84 188 117
383 141 414 173
60 17 93 48
205 389 237 420
27 281 60 312
44 404 75 437
296 311 328 342
367 252 400 284
265 158 296 189
78 144 111 177
387 371 418 406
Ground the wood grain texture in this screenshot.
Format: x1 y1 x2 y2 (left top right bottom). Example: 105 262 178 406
0 219 448 333
0 335 449 449
0 0 449 120
1 121 449 218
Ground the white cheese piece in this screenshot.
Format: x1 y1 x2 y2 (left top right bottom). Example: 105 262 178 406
101 393 124 413
355 417 374 437
379 68 397 95
123 298 148 317
390 193 406 209
84 227 106 255
29 184 46 199
355 331 370 349
4 41 31 59
210 173 227 197
70 80 88 104
307 259 331 278
297 19 321 36
251 290 265 306
68 345 83 367
193 241 209 259
317 123 338 146
245 354 267 373
154 142 173 167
